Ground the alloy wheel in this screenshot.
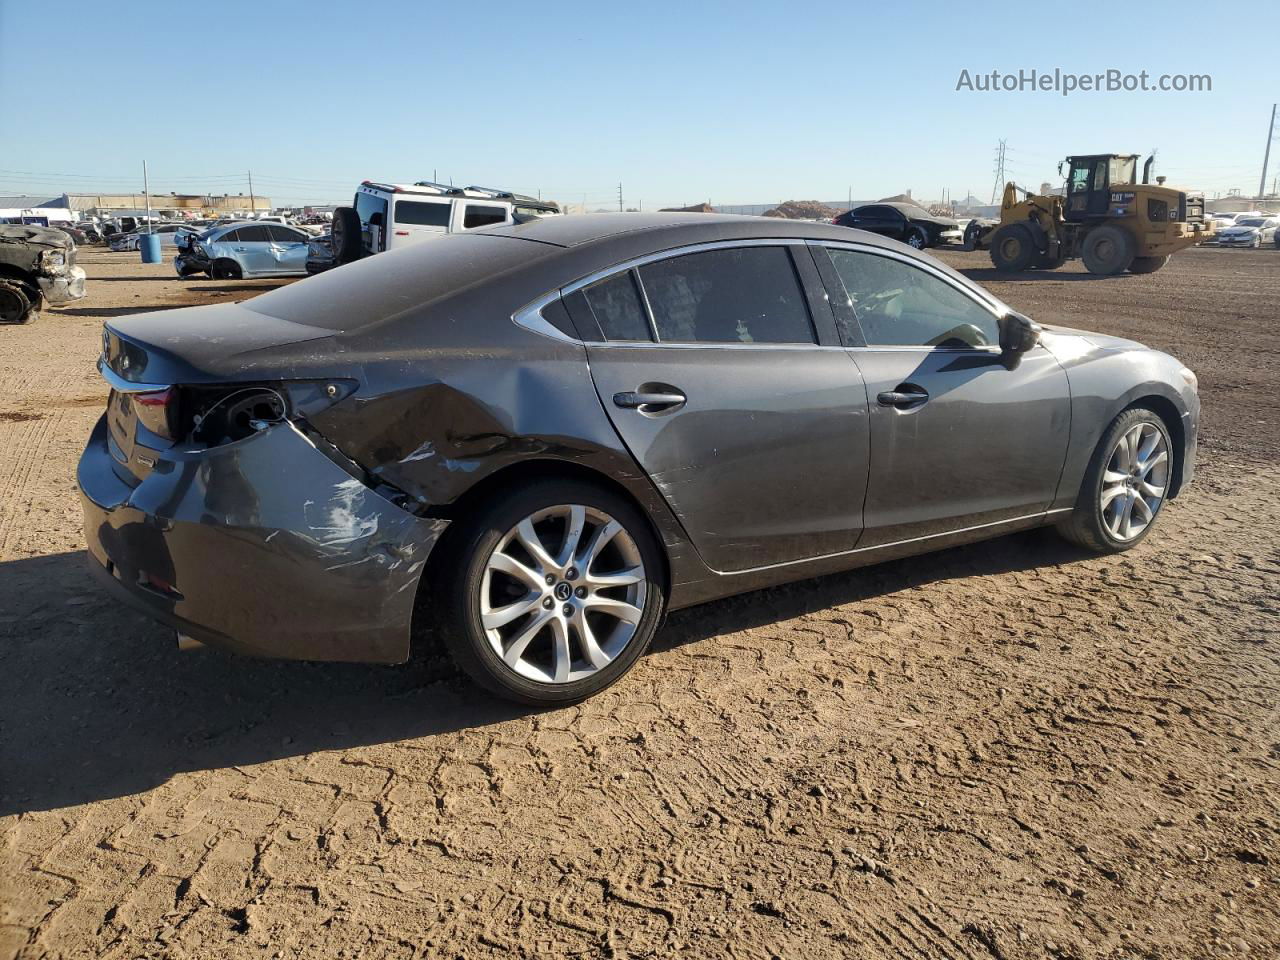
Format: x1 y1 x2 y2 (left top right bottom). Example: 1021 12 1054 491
1100 421 1169 541
480 504 648 684
909 231 926 249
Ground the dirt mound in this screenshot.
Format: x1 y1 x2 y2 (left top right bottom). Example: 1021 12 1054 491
761 200 840 220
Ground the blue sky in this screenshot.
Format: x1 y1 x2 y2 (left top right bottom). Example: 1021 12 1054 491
2 0 1276 209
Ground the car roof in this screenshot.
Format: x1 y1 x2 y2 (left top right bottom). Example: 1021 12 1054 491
485 212 894 249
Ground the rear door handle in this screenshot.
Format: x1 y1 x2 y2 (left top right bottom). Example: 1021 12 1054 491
877 387 930 408
613 390 686 410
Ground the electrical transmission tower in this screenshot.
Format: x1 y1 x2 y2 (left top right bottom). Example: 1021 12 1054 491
990 140 1008 205
1259 103 1277 201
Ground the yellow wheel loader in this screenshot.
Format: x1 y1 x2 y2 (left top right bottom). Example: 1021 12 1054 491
963 154 1212 275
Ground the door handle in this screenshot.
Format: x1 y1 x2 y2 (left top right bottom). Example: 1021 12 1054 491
877 387 930 408
613 390 686 410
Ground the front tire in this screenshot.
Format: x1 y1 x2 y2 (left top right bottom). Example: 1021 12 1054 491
436 479 666 705
989 224 1036 272
0 280 36 324
1056 408 1173 553
906 226 928 250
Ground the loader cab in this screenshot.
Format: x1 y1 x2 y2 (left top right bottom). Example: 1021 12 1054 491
1063 154 1138 222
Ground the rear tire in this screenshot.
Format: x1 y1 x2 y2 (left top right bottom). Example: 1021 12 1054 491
331 206 364 264
1056 407 1173 554
1129 255 1170 274
210 259 242 280
0 280 36 324
1081 226 1135 275
989 224 1036 272
435 478 666 705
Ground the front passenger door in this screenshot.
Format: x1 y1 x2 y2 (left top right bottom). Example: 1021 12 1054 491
819 245 1071 546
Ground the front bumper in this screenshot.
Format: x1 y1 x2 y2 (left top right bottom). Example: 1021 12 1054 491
78 414 449 663
37 266 87 305
174 252 210 275
936 228 964 245
1216 234 1259 246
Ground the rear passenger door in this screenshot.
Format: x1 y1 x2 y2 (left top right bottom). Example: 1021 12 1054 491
390 198 452 248
230 224 275 274
571 241 870 573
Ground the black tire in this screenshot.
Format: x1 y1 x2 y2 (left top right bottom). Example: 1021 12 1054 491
962 220 985 251
989 224 1036 272
1081 225 1135 275
331 206 364 264
1129 255 1170 274
0 279 36 324
905 226 929 250
1056 407 1173 554
210 259 242 280
435 478 666 705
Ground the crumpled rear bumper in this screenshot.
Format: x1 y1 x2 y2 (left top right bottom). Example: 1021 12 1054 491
77 414 449 663
38 266 87 305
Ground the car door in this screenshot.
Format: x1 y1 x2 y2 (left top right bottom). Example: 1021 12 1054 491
266 225 309 273
573 241 870 573
230 224 275 275
390 198 452 249
851 206 889 235
815 243 1071 547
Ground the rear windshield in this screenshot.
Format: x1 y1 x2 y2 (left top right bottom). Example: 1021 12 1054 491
242 234 549 332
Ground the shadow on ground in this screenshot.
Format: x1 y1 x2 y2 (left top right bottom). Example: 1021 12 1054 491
954 266 1131 284
0 529 1088 814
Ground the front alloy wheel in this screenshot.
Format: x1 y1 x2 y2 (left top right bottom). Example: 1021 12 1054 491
1056 407 1173 553
1099 420 1169 542
437 479 664 704
481 504 647 684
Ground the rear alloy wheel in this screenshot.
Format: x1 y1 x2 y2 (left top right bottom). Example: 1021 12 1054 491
1057 408 1172 553
989 224 1036 272
210 259 242 280
0 280 35 324
1081 225 1135 275
438 480 665 704
906 226 928 250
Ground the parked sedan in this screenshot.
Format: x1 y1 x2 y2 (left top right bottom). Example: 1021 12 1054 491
109 222 192 252
1214 216 1279 247
80 214 1198 705
833 202 963 249
174 221 311 279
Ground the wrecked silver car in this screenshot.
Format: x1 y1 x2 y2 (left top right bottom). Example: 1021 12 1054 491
0 224 88 324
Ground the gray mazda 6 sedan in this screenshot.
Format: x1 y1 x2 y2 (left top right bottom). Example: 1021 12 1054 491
79 213 1199 704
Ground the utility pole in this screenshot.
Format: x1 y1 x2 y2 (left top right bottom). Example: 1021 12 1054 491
1258 103 1277 202
248 169 256 215
142 160 152 232
990 139 1008 205
618 182 624 212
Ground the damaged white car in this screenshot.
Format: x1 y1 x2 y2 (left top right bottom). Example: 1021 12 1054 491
0 224 88 324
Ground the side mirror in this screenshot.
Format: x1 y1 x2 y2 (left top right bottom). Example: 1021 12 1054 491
998 312 1041 369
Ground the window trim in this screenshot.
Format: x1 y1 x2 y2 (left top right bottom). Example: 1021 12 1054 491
810 240 1010 352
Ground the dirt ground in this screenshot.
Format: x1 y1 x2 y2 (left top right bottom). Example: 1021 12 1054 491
1 245 1277 959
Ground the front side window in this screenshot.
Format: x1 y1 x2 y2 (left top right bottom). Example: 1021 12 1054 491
583 272 651 341
827 249 999 348
463 204 507 229
217 229 242 243
637 246 814 344
395 200 451 226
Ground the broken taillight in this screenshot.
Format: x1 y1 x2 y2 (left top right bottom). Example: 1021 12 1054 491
133 387 176 440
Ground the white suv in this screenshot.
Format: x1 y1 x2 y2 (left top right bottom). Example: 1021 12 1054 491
331 181 560 264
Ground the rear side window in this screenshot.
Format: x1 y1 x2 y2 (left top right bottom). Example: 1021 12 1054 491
827 248 999 348
237 225 272 242
637 246 814 344
395 200 451 226
583 272 651 341
463 204 507 229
